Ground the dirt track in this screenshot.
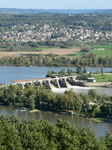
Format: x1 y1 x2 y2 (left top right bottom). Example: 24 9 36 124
0 48 80 58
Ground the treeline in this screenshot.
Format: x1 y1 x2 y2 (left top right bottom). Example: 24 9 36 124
0 40 74 52
0 115 112 150
0 85 112 118
0 13 112 31
0 52 112 67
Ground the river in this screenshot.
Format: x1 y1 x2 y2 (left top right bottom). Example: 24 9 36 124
0 105 112 137
0 66 112 137
0 66 112 84
0 66 112 96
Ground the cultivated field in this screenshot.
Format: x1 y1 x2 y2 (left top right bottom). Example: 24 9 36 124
0 48 80 58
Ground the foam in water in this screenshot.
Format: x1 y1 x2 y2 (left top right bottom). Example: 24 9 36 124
51 86 112 96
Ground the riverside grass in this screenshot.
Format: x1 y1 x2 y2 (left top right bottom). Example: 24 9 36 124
91 74 112 82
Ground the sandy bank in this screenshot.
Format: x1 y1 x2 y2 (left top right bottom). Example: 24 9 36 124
29 109 41 113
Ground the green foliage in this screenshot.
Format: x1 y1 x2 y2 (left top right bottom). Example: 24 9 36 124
92 106 101 117
0 115 22 149
76 66 82 74
0 13 112 31
0 48 112 67
80 44 90 52
0 115 111 150
0 85 112 118
88 89 97 98
76 74 90 80
103 132 112 150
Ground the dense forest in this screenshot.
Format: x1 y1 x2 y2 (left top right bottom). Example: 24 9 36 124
0 13 112 31
0 115 112 150
0 85 112 119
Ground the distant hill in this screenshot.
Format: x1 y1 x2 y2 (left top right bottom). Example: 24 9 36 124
0 8 112 14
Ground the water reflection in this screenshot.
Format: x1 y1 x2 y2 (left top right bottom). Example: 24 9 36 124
0 105 112 137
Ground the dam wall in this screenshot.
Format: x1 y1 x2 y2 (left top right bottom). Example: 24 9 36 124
69 80 112 87
11 76 112 89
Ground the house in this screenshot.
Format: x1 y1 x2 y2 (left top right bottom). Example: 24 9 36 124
87 78 96 82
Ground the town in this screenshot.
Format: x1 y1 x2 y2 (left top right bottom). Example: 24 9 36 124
1 23 112 43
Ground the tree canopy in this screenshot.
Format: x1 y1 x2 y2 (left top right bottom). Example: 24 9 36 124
0 115 111 150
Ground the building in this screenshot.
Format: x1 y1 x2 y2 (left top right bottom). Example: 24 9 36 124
87 78 96 82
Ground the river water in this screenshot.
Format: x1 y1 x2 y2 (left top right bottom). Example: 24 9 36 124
0 66 112 96
0 66 112 137
0 105 112 137
0 66 112 83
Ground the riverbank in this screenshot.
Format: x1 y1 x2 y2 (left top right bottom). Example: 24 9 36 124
1 104 112 124
0 104 112 139
92 118 105 123
27 108 112 123
29 109 41 113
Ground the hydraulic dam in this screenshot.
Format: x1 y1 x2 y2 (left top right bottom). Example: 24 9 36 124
11 76 112 89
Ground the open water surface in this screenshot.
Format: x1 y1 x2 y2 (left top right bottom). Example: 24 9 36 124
0 66 112 84
0 105 112 137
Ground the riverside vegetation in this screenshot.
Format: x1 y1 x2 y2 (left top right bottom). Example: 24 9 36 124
0 50 112 67
0 84 112 121
0 115 112 150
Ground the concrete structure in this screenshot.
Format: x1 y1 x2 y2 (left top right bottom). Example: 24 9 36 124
10 76 76 89
10 76 112 89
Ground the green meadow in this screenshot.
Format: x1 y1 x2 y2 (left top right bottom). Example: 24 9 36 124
64 45 112 58
90 45 112 57
91 74 112 82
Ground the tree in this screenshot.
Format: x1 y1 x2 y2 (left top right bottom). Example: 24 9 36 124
24 85 36 109
60 68 65 76
92 106 101 117
76 66 82 74
46 70 52 77
101 67 104 74
88 89 97 99
80 44 90 52
102 132 112 150
0 115 110 149
82 94 90 113
4 85 17 105
67 68 72 75
0 115 22 149
83 67 87 73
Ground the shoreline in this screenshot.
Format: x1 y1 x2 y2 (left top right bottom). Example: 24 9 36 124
28 108 112 123
28 109 41 113
0 104 112 123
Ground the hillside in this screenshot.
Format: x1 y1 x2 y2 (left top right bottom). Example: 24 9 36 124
0 8 112 14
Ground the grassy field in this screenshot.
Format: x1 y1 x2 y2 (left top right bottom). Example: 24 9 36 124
0 44 112 58
90 45 112 57
91 45 112 50
91 74 112 82
64 44 112 58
